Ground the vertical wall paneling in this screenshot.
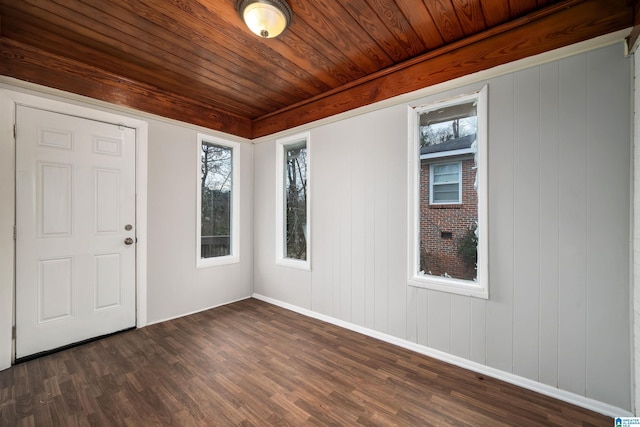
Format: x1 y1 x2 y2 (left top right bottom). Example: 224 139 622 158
557 53 588 397
364 127 377 329
406 285 418 343
339 133 353 322
252 42 632 411
387 110 408 340
584 45 631 409
310 134 331 315
427 291 451 352
512 67 541 381
416 289 429 346
406 105 419 343
538 61 560 388
470 298 487 364
485 74 515 373
350 127 367 326
330 137 342 318
450 295 471 359
253 141 274 294
374 121 390 334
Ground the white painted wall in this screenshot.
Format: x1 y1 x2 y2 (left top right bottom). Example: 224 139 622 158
0 81 254 369
146 119 254 323
253 42 632 411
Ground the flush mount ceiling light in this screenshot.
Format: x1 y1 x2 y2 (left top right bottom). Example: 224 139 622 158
236 0 292 39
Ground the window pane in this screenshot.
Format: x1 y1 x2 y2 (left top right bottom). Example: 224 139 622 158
201 142 232 258
284 142 307 260
433 183 459 203
419 101 478 281
434 163 459 177
434 172 459 183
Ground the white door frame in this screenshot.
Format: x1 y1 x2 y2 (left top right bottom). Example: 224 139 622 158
0 88 148 369
633 49 640 416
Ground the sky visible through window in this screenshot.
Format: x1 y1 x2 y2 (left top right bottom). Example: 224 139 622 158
420 101 477 148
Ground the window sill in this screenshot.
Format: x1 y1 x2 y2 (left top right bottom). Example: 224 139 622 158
276 257 311 271
408 275 488 299
197 255 239 268
428 203 463 209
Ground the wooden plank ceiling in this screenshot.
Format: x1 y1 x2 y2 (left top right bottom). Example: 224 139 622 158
0 0 634 139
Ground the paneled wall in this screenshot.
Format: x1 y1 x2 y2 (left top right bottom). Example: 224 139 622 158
145 120 254 323
253 43 632 410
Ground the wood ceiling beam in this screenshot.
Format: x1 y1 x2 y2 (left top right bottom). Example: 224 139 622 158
627 0 640 51
0 37 252 139
252 0 633 138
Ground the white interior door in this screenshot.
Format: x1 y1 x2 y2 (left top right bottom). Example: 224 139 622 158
15 105 136 359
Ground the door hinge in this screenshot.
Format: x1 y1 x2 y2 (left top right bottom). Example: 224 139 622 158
12 326 16 340
13 124 17 140
13 225 16 241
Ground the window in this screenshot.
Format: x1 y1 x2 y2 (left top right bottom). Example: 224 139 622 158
430 161 462 204
276 132 310 270
407 87 488 298
196 133 240 267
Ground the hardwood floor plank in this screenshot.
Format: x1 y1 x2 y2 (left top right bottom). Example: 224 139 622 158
0 298 613 426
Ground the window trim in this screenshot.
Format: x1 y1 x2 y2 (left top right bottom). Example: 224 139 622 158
196 133 240 268
429 160 462 205
407 86 488 299
275 132 311 271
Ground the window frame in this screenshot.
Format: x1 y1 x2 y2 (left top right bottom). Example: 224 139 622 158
196 133 240 268
429 160 462 205
407 86 488 298
275 132 311 270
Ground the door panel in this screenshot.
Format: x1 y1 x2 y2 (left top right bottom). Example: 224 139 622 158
39 162 72 236
38 257 73 322
16 106 136 358
95 253 121 309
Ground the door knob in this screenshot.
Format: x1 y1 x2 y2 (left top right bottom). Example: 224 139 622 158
124 237 134 245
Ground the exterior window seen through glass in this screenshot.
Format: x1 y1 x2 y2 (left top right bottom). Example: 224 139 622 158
431 162 462 204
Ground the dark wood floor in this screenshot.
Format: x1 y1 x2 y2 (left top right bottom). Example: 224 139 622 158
0 298 611 426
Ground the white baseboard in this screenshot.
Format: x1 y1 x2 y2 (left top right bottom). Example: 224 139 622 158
145 296 252 327
252 293 633 418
